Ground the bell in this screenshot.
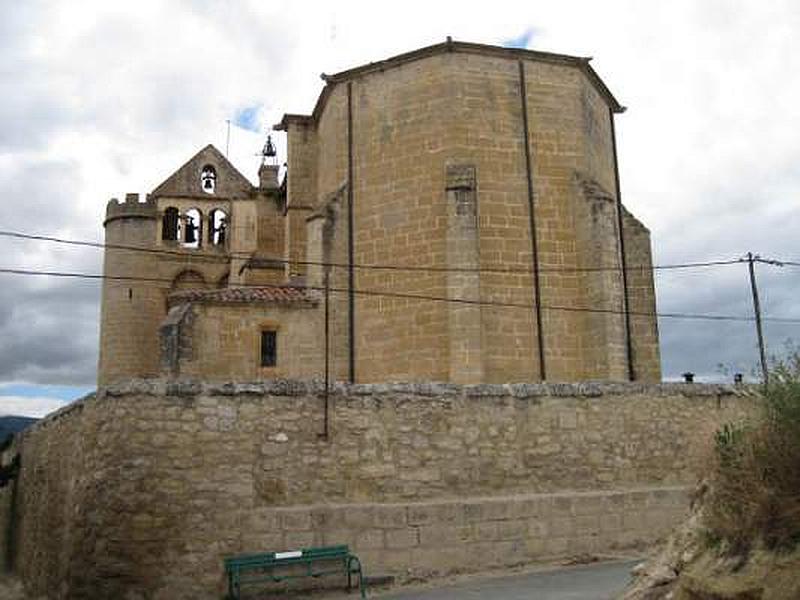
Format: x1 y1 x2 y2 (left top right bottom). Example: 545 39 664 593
203 177 214 190
185 217 197 244
263 135 276 158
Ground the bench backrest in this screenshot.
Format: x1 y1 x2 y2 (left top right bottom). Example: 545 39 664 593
225 545 351 571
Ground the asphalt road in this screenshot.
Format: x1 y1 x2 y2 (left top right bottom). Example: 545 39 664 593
378 559 640 600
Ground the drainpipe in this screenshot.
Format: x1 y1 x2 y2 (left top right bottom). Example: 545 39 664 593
518 60 546 380
609 108 635 381
347 82 356 384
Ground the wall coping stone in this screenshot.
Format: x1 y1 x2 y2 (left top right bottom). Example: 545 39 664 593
96 378 754 399
23 379 756 437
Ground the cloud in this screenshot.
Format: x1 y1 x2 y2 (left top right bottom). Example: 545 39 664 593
0 383 89 418
0 0 798 388
502 28 537 49
0 396 73 418
0 276 99 385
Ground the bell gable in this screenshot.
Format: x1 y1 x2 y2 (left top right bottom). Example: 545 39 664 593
151 144 254 200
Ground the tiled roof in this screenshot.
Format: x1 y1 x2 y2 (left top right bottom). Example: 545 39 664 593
169 286 316 306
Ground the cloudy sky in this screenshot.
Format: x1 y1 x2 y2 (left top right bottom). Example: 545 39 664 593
1 1 798 416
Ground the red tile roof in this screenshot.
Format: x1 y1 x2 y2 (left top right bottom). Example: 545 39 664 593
169 285 316 306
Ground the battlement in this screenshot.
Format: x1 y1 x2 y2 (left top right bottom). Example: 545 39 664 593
104 193 158 225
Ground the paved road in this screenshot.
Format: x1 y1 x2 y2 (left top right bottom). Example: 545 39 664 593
379 559 639 600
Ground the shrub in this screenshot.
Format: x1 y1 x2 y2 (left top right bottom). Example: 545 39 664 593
705 352 800 551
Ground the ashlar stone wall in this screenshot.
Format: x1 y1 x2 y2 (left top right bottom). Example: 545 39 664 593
283 47 661 385
163 302 323 381
1 381 753 599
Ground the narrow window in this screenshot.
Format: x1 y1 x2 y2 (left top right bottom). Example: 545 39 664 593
162 207 179 241
201 165 217 194
261 330 277 367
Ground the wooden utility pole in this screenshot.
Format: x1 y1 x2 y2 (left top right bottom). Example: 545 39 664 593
746 252 769 384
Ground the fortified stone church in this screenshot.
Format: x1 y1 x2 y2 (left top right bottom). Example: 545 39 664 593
7 42 731 600
98 39 661 387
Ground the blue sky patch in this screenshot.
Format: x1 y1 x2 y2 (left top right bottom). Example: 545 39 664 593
0 384 93 401
233 104 263 133
502 28 536 49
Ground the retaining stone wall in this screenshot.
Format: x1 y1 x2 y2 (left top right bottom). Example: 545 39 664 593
0 381 754 599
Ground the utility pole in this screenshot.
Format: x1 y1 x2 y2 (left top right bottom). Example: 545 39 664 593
746 252 769 384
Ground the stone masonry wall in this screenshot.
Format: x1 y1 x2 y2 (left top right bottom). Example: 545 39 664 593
623 210 662 383
287 49 661 385
0 400 92 596
173 303 323 381
0 381 753 599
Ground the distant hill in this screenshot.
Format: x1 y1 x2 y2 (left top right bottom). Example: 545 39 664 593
0 416 38 442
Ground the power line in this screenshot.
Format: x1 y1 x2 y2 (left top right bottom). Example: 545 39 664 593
1 265 799 325
0 228 749 276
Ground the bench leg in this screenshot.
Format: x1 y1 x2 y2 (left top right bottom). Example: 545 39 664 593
226 571 239 600
358 566 366 599
348 556 367 599
226 577 240 600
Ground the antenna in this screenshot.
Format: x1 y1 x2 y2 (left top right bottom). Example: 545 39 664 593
225 119 231 156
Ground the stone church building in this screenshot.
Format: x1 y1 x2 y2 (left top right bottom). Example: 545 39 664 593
98 39 660 387
4 43 689 600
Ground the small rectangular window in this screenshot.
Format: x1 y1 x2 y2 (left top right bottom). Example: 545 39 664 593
261 330 277 367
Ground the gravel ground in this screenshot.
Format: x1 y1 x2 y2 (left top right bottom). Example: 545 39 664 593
0 575 27 599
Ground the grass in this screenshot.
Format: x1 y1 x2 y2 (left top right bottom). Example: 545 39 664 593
704 352 800 552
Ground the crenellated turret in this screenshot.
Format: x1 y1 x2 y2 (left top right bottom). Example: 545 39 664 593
104 193 158 225
97 192 165 385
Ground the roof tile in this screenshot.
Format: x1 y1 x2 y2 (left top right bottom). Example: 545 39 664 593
169 286 316 306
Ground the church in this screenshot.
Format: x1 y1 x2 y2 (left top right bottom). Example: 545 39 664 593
97 39 660 387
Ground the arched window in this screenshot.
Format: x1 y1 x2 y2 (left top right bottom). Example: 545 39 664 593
162 207 179 241
182 208 202 248
208 209 228 246
171 270 208 291
200 165 217 194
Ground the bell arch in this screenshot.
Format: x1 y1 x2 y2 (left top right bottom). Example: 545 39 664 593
208 208 228 246
182 208 202 248
200 165 217 194
162 207 180 241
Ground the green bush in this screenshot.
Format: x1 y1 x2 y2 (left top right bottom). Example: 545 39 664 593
705 353 800 551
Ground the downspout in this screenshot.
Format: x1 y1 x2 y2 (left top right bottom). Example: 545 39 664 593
322 268 330 439
609 108 635 381
518 60 547 380
347 82 356 383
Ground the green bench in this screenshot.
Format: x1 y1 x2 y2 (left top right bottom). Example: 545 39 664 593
224 544 366 599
